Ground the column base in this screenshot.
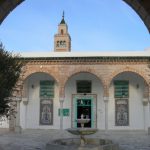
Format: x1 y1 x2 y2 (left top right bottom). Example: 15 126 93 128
9 127 15 132
148 127 150 135
15 126 22 133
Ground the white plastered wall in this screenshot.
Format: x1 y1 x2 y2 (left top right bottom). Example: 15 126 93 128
20 73 60 129
64 73 104 129
20 71 148 130
109 72 146 130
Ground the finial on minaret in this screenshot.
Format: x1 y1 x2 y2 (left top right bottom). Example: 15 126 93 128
60 11 66 24
62 11 64 19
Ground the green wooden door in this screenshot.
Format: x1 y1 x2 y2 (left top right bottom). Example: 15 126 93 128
73 97 94 128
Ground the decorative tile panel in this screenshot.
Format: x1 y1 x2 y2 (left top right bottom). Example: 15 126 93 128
115 99 129 126
40 99 53 125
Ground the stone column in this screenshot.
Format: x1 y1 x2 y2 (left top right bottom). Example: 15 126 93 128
148 99 150 134
59 84 65 130
9 116 15 132
142 98 149 131
15 98 22 133
147 86 150 134
9 99 16 131
143 84 150 133
59 97 64 130
22 98 28 129
104 97 109 132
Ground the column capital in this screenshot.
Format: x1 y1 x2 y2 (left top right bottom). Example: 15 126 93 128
22 98 28 105
143 101 148 106
59 97 65 103
103 96 109 102
142 98 149 106
59 86 65 98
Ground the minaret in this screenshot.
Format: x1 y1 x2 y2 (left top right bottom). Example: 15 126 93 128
54 12 71 52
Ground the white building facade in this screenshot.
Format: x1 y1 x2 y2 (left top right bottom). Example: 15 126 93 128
6 15 150 132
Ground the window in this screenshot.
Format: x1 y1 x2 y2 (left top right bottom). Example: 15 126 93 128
114 81 129 98
114 80 129 126
40 80 54 98
63 41 66 47
56 41 59 47
76 80 91 93
61 29 64 35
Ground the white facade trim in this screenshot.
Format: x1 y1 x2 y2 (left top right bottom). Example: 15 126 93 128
20 51 150 58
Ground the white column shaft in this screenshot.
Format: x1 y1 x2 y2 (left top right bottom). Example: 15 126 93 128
104 97 109 131
16 101 20 126
59 97 64 130
15 100 22 133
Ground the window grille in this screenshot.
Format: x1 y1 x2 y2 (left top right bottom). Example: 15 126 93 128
40 80 54 98
114 81 129 98
76 80 91 93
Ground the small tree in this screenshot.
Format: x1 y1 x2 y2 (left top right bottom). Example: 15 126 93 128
0 43 24 118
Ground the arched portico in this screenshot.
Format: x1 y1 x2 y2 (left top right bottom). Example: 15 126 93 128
107 71 150 131
64 67 105 87
22 71 59 97
63 71 105 129
61 68 106 97
23 69 59 84
108 67 149 87
20 72 60 129
1 0 150 132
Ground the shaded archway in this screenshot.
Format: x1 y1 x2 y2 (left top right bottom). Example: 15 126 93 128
23 69 59 84
64 71 104 129
22 71 58 98
0 0 150 32
64 70 105 90
108 71 149 130
108 67 149 87
21 72 59 129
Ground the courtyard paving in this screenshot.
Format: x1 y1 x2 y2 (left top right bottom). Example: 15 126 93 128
0 129 149 150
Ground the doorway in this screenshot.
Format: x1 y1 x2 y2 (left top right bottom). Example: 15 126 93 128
76 98 92 128
72 94 97 128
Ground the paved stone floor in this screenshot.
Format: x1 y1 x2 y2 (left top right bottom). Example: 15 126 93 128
0 129 149 150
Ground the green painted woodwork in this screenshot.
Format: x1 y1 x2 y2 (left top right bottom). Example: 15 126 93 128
114 80 129 98
76 80 91 93
76 99 91 106
73 96 94 128
58 108 70 116
73 97 77 128
40 80 54 98
91 97 94 128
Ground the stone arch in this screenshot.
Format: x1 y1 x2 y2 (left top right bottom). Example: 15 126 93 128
108 67 149 87
1 0 150 32
123 0 150 33
60 67 106 98
63 68 105 89
23 69 59 84
22 71 59 98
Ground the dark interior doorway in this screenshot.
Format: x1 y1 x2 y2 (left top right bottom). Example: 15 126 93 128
77 99 91 128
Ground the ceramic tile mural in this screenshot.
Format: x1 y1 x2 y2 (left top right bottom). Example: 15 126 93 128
40 80 54 125
115 99 129 126
40 99 53 125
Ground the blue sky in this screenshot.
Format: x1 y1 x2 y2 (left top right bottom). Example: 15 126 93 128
0 0 150 52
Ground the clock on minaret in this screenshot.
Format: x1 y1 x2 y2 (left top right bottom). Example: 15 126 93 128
54 12 71 52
